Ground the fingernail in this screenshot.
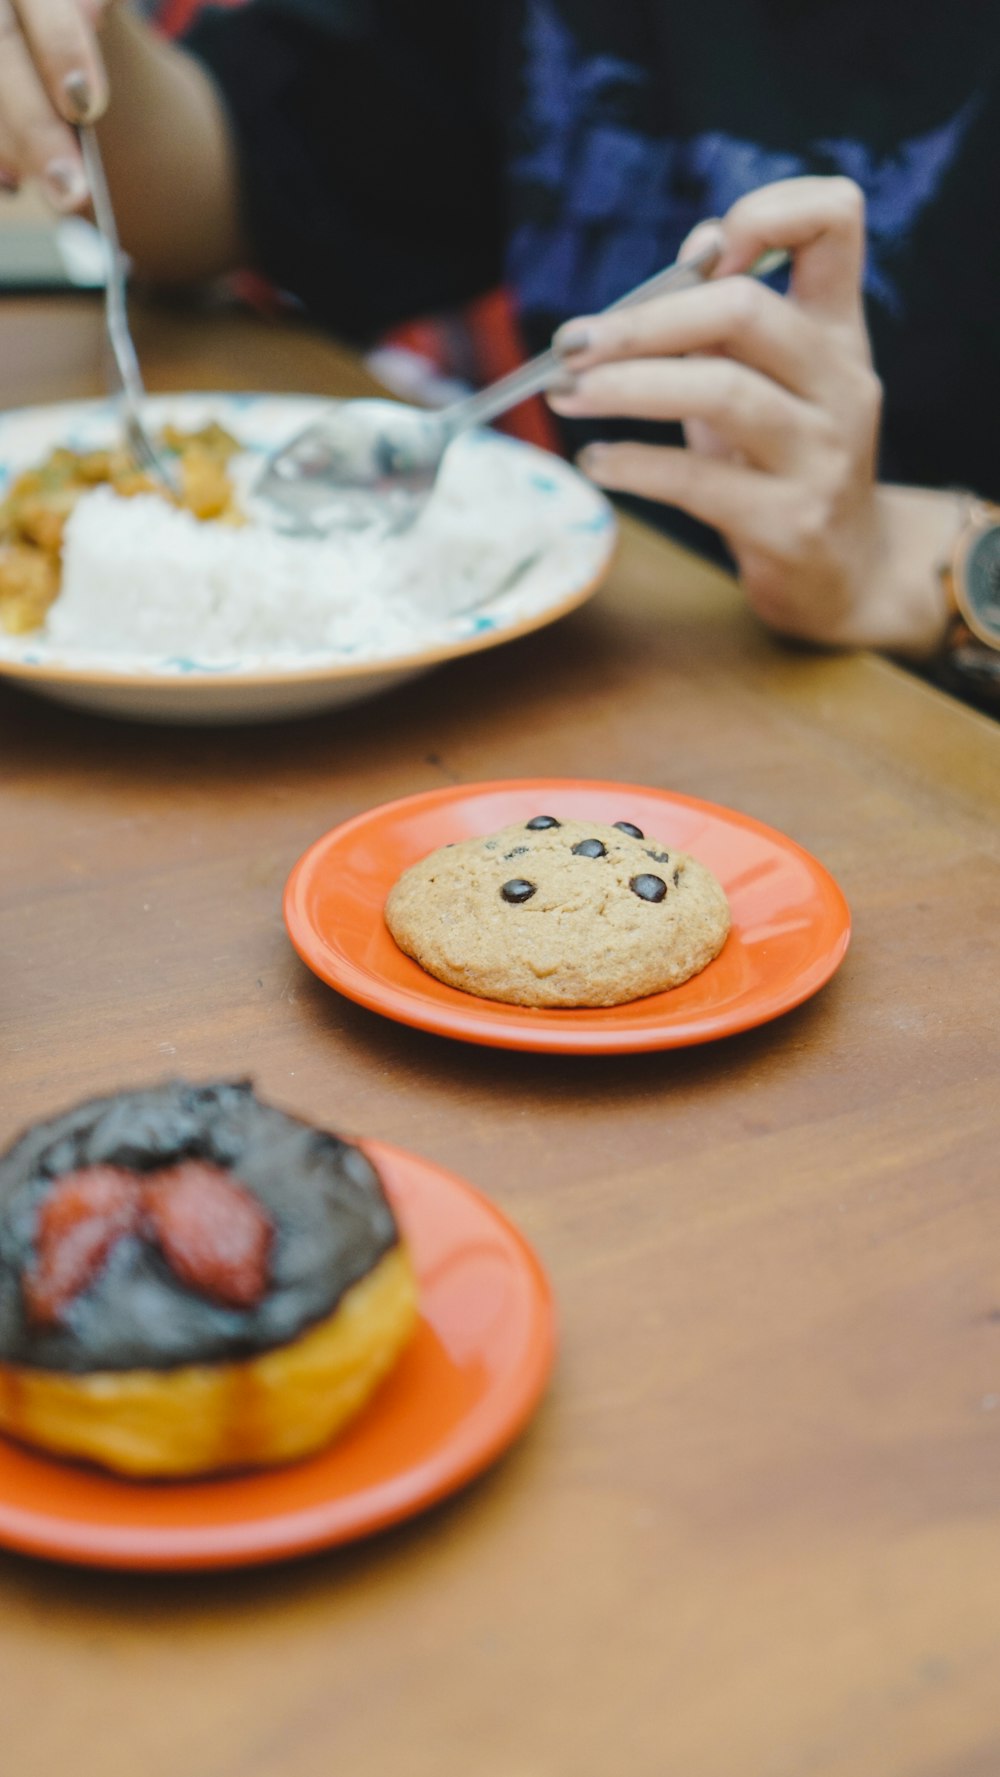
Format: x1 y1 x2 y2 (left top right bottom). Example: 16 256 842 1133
63 70 95 122
44 156 90 210
553 326 592 359
547 369 579 398
677 222 725 268
577 444 610 476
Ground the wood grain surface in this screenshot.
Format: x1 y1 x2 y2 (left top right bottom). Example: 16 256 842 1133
1 298 999 1777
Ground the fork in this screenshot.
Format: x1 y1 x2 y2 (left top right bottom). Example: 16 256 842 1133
78 125 178 492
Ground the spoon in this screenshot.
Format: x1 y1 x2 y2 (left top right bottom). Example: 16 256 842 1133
251 247 788 539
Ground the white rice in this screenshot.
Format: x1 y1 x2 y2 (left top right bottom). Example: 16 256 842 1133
46 443 559 663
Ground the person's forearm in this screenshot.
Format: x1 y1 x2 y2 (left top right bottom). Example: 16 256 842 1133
868 485 964 660
96 8 245 285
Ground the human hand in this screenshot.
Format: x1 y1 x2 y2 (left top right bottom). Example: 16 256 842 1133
0 0 110 208
549 177 951 655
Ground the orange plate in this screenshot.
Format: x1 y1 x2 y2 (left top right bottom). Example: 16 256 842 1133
285 778 851 1055
0 1143 555 1571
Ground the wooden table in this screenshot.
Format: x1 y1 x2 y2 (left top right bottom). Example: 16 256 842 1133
2 295 999 1777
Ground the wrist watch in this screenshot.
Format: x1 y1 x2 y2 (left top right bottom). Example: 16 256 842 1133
935 496 1000 708
943 497 1000 647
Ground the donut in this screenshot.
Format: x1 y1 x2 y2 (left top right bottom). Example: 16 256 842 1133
0 1081 418 1477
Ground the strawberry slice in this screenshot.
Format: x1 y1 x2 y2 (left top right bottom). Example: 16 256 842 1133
142 1161 272 1309
24 1165 143 1328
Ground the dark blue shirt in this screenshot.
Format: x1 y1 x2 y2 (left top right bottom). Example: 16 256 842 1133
188 0 1000 499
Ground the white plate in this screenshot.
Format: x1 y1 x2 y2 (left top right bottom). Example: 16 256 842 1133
0 393 616 724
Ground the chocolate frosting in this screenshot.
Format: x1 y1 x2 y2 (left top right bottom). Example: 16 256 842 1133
0 1081 399 1373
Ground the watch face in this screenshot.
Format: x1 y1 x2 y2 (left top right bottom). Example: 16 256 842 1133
963 525 1000 645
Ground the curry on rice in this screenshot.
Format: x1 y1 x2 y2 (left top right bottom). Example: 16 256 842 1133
0 423 241 635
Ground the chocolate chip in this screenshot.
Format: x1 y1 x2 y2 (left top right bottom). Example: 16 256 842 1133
571 838 607 858
503 845 529 860
483 840 498 850
630 873 667 903
501 879 537 904
645 848 670 864
614 821 644 839
673 868 681 887
525 815 561 830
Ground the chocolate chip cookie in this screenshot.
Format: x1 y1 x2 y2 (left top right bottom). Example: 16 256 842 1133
384 815 730 1007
